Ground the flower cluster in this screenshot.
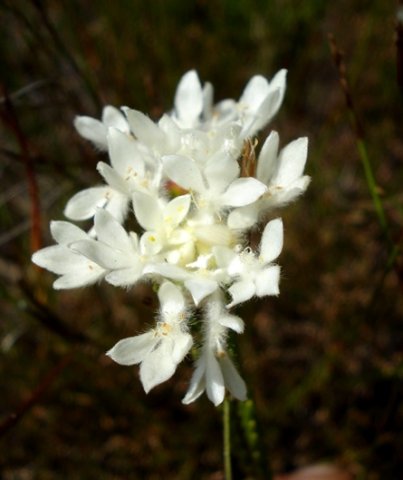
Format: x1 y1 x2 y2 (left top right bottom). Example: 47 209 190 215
32 70 310 405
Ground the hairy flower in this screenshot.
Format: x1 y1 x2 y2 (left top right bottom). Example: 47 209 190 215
107 282 192 392
33 69 309 405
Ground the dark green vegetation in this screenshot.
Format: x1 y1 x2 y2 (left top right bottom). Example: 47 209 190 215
1 1 402 478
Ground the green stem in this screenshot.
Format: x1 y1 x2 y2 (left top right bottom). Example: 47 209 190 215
223 396 232 480
238 397 271 479
356 138 389 238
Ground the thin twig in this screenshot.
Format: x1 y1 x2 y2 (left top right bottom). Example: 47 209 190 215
0 87 42 253
0 79 51 105
328 34 401 272
19 279 92 345
30 0 102 110
328 34 389 236
0 354 72 437
396 1 403 96
328 33 403 311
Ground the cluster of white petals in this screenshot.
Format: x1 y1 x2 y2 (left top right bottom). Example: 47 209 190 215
32 70 310 405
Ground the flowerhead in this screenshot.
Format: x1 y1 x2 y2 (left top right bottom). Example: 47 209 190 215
32 69 309 405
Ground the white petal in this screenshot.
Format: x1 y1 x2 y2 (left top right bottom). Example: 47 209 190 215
226 255 245 277
219 354 247 401
106 332 156 366
260 218 283 263
105 266 142 287
220 178 267 207
271 176 311 207
32 245 86 274
227 204 259 230
139 231 163 256
64 187 110 221
107 127 145 177
53 267 104 289
244 70 287 136
73 116 107 149
102 106 129 132
158 281 186 317
182 358 207 404
124 108 166 148
204 152 240 194
104 191 129 224
162 155 205 192
273 137 308 186
140 339 177 393
50 221 88 244
193 224 234 247
164 195 191 228
227 280 256 308
143 263 188 281
218 315 244 333
255 265 280 297
171 332 193 364
158 114 181 151
268 69 287 107
214 99 237 125
256 131 280 184
239 75 270 111
174 70 203 127
71 239 129 269
206 353 225 406
94 209 132 251
212 246 237 269
241 89 281 136
105 268 141 287
96 162 128 194
202 81 214 119
132 191 163 231
185 278 218 306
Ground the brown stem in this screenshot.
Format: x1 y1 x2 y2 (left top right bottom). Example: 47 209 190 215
0 354 72 437
0 87 42 253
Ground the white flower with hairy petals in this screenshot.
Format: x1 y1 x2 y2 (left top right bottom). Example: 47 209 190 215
69 209 143 287
32 221 105 289
221 218 283 308
227 133 310 229
183 291 246 405
34 69 309 406
107 281 192 392
74 105 130 150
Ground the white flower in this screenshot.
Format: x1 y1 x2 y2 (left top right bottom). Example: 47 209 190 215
69 209 143 287
227 133 310 230
222 218 283 308
74 105 130 150
32 221 105 289
172 69 287 138
107 281 192 392
64 184 129 225
33 69 309 404
182 291 246 405
65 127 162 225
162 151 267 213
172 70 204 129
237 70 287 137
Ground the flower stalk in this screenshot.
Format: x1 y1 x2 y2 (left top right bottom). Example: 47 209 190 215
223 396 233 480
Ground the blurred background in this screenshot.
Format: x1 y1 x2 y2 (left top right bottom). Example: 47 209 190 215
1 1 402 479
